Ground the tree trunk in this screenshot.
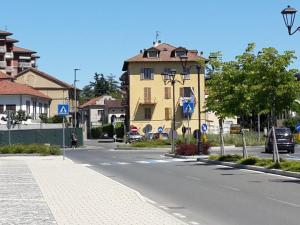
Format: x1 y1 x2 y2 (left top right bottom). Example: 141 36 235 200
219 118 225 155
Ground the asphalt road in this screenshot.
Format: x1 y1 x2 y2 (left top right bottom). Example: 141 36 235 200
66 143 300 225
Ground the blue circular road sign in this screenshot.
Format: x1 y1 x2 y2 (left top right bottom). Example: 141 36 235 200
158 127 164 133
295 123 300 132
201 124 208 132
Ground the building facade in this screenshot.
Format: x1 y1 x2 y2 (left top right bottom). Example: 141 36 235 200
121 42 207 135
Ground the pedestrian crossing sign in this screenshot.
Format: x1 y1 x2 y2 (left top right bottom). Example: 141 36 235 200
58 104 69 116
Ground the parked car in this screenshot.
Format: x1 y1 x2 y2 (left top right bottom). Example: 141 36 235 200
126 131 143 143
144 132 169 140
265 127 295 153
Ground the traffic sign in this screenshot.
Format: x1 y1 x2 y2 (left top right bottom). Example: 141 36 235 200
201 124 208 132
158 126 163 133
183 102 194 114
58 104 69 116
296 123 300 132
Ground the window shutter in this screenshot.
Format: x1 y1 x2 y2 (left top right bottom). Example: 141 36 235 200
140 68 144 80
164 87 168 99
144 87 151 102
180 87 184 97
151 68 154 79
148 88 151 101
144 87 147 101
165 108 171 120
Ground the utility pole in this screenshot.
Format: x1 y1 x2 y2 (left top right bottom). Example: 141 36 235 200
74 69 80 129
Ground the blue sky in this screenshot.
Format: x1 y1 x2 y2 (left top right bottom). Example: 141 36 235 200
2 0 299 88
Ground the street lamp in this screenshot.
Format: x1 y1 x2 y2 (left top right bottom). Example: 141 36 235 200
180 55 203 154
74 68 80 128
161 69 186 154
281 5 300 35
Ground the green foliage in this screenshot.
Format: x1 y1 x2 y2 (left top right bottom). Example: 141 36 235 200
283 117 300 133
47 115 63 123
102 124 114 137
115 123 124 138
13 110 27 123
0 144 61 155
91 127 102 139
39 113 48 123
131 139 170 147
218 154 243 162
239 157 258 165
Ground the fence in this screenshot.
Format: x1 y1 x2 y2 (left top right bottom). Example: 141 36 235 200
0 128 83 147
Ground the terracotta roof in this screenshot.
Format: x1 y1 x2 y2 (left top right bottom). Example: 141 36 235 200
0 71 12 79
13 46 37 54
15 68 75 90
122 43 208 70
5 37 19 43
104 99 123 108
0 80 51 99
0 30 12 36
80 96 102 108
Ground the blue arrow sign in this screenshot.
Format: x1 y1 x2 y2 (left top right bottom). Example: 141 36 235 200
158 127 164 133
201 124 208 132
183 102 194 114
58 104 69 116
296 123 300 132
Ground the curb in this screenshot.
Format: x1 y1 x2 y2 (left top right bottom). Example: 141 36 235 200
165 153 209 160
196 158 300 179
115 147 171 151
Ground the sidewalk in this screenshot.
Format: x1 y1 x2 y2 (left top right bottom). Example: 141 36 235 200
0 156 187 225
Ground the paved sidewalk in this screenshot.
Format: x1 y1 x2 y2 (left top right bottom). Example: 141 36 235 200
1 156 187 225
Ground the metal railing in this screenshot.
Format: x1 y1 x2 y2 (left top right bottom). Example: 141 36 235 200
0 61 6 68
5 52 13 59
19 62 31 68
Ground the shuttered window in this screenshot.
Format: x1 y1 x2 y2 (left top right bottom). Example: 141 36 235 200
144 108 152 120
164 87 171 99
144 87 151 102
165 108 171 120
140 68 154 80
180 87 194 97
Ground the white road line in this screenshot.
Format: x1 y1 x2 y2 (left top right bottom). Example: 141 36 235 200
219 185 240 192
143 197 157 204
136 161 151 164
172 213 186 218
80 164 92 167
186 176 201 181
268 197 300 208
189 222 200 225
116 162 130 165
159 205 169 210
153 160 169 163
99 163 112 166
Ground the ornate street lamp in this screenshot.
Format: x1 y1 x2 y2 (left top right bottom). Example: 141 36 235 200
161 69 186 154
281 5 300 35
180 55 203 154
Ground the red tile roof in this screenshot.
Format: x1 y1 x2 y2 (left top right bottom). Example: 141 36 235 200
104 99 123 108
0 71 12 79
15 68 75 90
13 46 36 54
80 96 102 108
5 37 19 43
0 30 12 36
0 80 51 99
122 43 208 70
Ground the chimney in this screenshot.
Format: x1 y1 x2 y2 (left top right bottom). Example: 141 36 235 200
140 50 143 54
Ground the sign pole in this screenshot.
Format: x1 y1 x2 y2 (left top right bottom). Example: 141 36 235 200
63 116 65 160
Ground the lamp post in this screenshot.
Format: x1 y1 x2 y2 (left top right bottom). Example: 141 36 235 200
161 69 185 154
180 55 203 154
74 68 80 128
281 5 300 35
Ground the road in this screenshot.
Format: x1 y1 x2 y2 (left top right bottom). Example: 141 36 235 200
66 142 300 225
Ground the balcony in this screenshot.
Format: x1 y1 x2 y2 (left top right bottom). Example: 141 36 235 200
19 62 31 68
5 67 14 73
0 46 6 53
0 61 6 68
5 52 13 59
138 97 157 105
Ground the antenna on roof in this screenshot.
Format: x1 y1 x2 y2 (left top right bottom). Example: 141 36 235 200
155 31 160 43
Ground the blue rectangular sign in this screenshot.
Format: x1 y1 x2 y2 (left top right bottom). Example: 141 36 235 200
58 104 69 116
183 102 194 114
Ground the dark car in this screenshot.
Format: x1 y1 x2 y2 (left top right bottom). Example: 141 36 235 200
265 127 295 153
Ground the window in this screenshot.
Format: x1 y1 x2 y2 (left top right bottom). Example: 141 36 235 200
183 68 190 80
6 104 16 112
0 105 3 113
144 87 151 102
164 87 171 99
148 50 158 58
176 50 187 57
32 101 37 119
144 108 152 120
38 103 42 114
26 101 30 115
97 110 102 116
165 108 171 120
180 87 194 97
44 104 48 115
141 68 154 80
163 68 171 80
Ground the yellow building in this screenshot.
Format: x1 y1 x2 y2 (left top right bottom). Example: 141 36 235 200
121 42 207 135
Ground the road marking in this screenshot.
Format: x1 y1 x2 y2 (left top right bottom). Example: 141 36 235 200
268 197 300 208
136 161 151 164
99 163 112 166
189 222 200 225
143 197 157 204
153 160 169 163
81 164 92 167
186 176 201 181
172 158 197 162
219 185 240 192
172 213 186 218
159 205 169 210
116 162 130 165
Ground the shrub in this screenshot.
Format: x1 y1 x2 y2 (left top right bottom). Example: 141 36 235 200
131 139 170 148
39 113 48 123
47 115 63 123
102 124 114 137
283 117 300 133
218 154 243 162
176 144 198 156
255 158 273 167
0 144 61 155
91 127 102 139
239 157 258 165
115 123 124 138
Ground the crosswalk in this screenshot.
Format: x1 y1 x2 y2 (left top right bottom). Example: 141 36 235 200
98 158 197 166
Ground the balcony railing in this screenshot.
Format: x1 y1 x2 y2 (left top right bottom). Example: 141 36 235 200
0 61 6 68
19 62 31 68
5 52 13 59
138 97 157 105
0 46 6 53
5 67 14 73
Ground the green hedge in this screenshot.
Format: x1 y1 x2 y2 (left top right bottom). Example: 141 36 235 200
102 124 114 137
0 144 61 155
91 127 102 139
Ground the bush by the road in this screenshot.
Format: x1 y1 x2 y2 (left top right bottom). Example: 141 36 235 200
0 144 61 155
131 139 170 148
176 144 198 156
209 154 300 173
